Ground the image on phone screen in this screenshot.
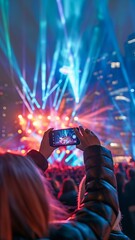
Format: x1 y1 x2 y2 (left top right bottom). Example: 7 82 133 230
49 128 80 147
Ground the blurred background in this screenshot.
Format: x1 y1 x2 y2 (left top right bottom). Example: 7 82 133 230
0 0 135 165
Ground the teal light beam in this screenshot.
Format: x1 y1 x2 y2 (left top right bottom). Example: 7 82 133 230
42 79 63 109
15 86 33 113
32 40 41 98
65 152 75 163
42 41 60 109
56 0 80 103
1 0 12 63
40 0 47 101
55 77 69 111
53 85 61 108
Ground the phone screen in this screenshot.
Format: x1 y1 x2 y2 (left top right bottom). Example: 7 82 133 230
49 128 80 147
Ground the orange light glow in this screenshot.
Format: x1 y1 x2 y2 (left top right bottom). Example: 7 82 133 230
56 149 61 154
19 119 26 126
18 129 22 134
33 121 41 127
21 149 26 154
38 130 43 134
56 116 60 120
61 123 66 128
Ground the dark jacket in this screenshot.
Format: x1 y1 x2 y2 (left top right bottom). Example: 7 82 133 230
22 145 129 240
59 190 78 213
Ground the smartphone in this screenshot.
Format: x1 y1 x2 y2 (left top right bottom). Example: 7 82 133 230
49 128 80 147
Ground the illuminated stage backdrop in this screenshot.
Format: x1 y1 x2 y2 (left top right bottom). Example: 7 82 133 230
0 0 135 164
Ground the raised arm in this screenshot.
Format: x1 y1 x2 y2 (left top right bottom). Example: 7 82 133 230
69 127 119 239
27 128 56 172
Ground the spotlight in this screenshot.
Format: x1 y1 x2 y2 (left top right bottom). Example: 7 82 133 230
27 129 32 134
38 115 43 119
27 114 33 119
110 143 119 147
18 114 23 119
33 121 39 126
59 66 71 75
74 116 78 121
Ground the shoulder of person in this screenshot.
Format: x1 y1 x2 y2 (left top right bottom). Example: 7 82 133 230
109 230 131 240
49 220 95 240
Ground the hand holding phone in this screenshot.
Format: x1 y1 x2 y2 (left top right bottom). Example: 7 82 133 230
49 128 80 147
39 128 56 159
75 126 100 151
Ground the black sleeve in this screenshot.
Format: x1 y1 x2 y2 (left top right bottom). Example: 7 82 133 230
27 149 48 172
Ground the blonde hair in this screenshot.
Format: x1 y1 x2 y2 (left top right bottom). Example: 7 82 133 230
0 153 67 240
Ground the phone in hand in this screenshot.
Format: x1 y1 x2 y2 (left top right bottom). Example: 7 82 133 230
49 128 80 147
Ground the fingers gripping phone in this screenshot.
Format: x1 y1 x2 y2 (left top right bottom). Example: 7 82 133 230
49 128 80 147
